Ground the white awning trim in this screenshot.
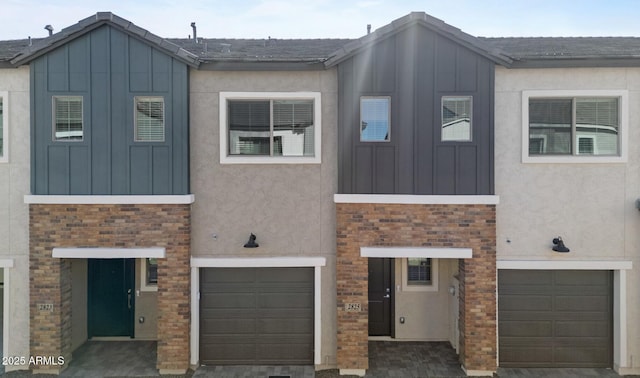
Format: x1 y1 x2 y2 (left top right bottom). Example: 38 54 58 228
25 194 195 205
52 247 166 259
497 260 633 270
191 257 327 268
361 247 472 259
334 194 499 205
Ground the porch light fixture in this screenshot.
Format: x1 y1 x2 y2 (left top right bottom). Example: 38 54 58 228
552 237 570 253
244 233 259 248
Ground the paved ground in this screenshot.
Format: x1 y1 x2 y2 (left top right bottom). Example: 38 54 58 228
0 340 633 377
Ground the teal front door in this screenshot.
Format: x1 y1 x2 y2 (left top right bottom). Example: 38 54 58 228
88 259 135 338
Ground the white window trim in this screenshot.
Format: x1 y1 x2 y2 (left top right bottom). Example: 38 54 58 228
140 258 158 292
401 258 439 292
0 91 7 163
441 95 472 142
522 90 628 163
52 95 84 142
219 92 322 164
360 96 391 143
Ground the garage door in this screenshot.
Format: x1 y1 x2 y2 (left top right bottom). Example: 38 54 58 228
200 267 314 365
499 270 612 368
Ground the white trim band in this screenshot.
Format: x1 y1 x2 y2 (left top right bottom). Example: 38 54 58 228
191 256 326 268
0 259 14 268
52 247 166 259
497 260 632 270
334 194 499 205
24 194 195 205
361 247 472 259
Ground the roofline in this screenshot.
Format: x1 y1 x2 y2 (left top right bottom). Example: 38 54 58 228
198 60 328 71
505 57 640 69
10 12 200 68
325 12 513 68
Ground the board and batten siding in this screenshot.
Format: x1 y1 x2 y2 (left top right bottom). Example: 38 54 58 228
30 24 189 195
337 25 495 195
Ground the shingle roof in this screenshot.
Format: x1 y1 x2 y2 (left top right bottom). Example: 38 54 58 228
170 38 353 63
9 12 199 67
3 12 640 69
482 37 640 59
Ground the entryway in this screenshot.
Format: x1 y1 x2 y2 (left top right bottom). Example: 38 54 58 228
368 258 392 336
88 259 135 338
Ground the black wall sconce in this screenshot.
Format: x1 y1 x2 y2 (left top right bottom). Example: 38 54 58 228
552 237 570 253
244 233 259 248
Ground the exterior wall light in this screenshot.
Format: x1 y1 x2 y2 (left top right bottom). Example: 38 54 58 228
244 233 259 248
552 237 570 253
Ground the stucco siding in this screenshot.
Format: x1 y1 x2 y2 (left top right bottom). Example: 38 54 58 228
0 66 30 371
495 66 640 372
189 69 338 367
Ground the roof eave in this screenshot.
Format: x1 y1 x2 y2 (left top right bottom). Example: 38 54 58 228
198 59 328 71
507 57 640 68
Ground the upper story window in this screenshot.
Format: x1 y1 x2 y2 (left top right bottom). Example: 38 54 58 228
442 96 472 141
220 92 321 164
360 97 390 142
53 96 83 141
135 96 165 142
522 90 628 163
0 92 6 163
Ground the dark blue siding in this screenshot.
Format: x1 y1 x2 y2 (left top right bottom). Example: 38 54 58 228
338 24 495 195
30 25 189 195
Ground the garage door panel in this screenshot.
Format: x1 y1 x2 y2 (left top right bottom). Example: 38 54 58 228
200 267 314 365
498 270 612 368
500 295 552 311
499 321 552 337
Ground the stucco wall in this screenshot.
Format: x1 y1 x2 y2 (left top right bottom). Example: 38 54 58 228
0 66 30 371
495 66 640 372
189 69 338 367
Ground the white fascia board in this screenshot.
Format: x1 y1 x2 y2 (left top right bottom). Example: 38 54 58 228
191 256 327 268
24 194 195 205
361 247 472 259
497 260 632 270
334 194 499 205
52 247 166 259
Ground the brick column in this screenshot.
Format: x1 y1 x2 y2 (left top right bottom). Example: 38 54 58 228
335 202 497 374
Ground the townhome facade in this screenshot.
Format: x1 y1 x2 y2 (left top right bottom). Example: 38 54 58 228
0 9 640 377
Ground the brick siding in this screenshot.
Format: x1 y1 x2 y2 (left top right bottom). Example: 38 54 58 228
336 203 496 372
29 203 191 374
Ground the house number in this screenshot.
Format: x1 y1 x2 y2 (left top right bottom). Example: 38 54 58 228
38 303 54 312
344 303 361 312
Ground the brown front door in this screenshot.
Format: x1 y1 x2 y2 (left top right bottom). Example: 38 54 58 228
368 258 392 336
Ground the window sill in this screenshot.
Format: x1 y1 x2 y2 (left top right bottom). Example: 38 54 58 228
220 155 321 164
522 155 627 164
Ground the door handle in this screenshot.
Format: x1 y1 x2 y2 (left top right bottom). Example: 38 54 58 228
383 294 390 298
127 289 132 310
384 287 390 298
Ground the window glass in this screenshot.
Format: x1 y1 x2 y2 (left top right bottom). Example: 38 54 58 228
53 96 83 141
529 97 619 156
360 97 390 142
228 99 314 156
146 258 158 285
407 258 432 286
135 97 165 142
442 96 472 141
0 96 3 158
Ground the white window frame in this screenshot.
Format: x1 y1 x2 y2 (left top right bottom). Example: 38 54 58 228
522 90 628 163
134 96 165 142
220 92 321 164
0 91 8 163
360 96 391 142
401 258 439 292
441 96 472 142
140 257 158 292
52 95 84 142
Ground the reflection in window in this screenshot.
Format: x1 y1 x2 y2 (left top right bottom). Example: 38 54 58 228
442 96 472 141
146 258 158 285
53 96 83 141
529 97 619 156
228 99 314 156
135 97 165 142
407 258 432 285
360 97 390 142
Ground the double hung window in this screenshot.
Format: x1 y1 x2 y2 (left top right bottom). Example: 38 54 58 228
53 96 83 141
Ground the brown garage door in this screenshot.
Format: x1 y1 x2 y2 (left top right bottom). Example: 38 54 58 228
200 267 314 365
499 270 612 368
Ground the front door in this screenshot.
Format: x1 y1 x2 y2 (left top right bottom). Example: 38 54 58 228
88 258 135 338
368 258 392 336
